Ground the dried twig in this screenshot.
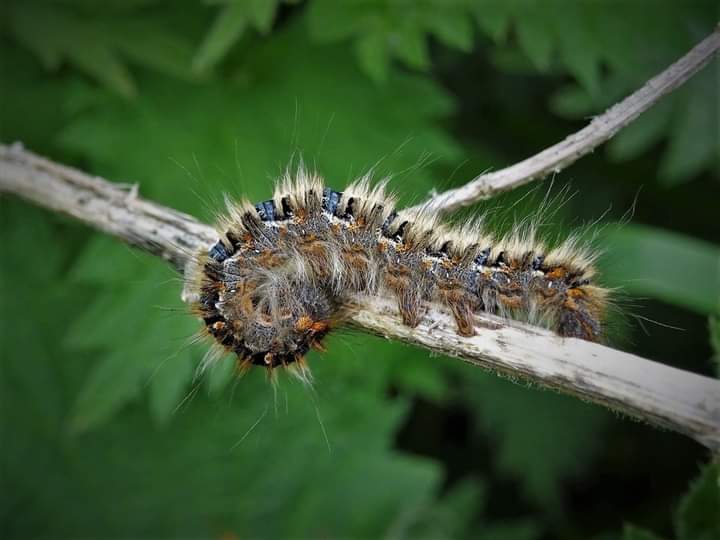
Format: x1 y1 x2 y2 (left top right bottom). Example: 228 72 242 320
2 143 719 451
415 25 720 215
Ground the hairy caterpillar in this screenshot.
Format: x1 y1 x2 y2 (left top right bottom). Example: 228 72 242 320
184 170 608 375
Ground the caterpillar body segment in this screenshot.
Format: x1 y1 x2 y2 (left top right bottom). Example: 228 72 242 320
187 172 608 372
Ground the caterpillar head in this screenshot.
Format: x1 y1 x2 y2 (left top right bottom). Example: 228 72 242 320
188 244 336 370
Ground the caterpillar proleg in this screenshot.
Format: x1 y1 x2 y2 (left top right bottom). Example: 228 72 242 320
184 170 609 373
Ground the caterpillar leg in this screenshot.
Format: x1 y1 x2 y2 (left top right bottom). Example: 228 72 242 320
395 285 424 327
439 287 477 336
556 286 604 341
383 257 425 328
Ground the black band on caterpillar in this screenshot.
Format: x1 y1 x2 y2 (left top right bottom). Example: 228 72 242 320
186 172 608 374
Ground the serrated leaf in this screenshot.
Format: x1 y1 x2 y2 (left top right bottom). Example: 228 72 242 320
2 319 443 537
193 0 281 73
58 16 461 209
305 0 366 42
248 0 278 33
514 13 553 71
4 0 206 96
106 19 196 81
473 0 717 183
6 2 63 70
307 0 475 79
66 247 201 431
7 2 135 96
65 40 137 97
556 18 600 96
426 11 474 53
193 2 250 74
474 1 511 42
394 26 430 70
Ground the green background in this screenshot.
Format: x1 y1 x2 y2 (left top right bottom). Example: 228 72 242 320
1 1 718 539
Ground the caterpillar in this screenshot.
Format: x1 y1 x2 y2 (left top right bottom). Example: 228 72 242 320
184 170 609 376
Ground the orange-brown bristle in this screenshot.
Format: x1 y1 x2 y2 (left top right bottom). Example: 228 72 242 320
184 171 608 378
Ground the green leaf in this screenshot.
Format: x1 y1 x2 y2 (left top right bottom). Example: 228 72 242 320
623 524 667 540
393 26 430 70
514 11 554 71
4 0 202 96
64 39 137 98
0 201 95 441
474 3 511 42
65 239 204 431
621 463 719 540
7 2 135 97
355 32 391 82
148 349 195 425
69 348 147 433
676 462 720 540
476 0 718 183
396 479 485 539
426 11 475 53
549 84 595 118
609 99 674 162
554 6 601 95
193 2 250 74
105 19 196 81
6 2 64 70
0 46 75 153
248 0 278 32
710 317 720 377
193 0 281 73
307 0 474 79
462 371 609 509
601 225 720 316
305 0 366 42
659 65 719 185
2 334 443 537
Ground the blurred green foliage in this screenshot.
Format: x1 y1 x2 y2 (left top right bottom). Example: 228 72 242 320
1 1 718 538
624 462 720 540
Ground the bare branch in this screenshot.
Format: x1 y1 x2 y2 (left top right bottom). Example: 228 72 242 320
2 143 719 451
0 142 216 271
417 25 720 215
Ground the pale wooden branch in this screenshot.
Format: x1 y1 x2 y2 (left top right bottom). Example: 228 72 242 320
416 24 720 215
0 143 216 271
2 143 719 451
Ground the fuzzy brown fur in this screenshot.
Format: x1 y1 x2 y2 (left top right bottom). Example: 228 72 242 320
185 171 609 374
